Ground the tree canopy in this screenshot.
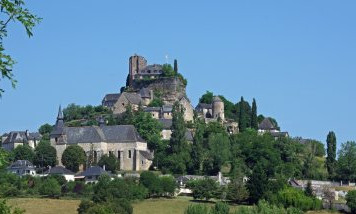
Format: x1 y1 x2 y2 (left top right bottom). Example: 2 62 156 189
61 145 86 172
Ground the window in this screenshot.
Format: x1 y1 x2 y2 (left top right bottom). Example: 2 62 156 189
128 150 132 158
118 151 121 159
122 103 125 106
55 137 58 143
94 151 97 163
141 161 144 165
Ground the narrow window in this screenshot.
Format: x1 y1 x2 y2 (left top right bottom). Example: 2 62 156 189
118 151 121 159
128 150 131 158
141 160 144 165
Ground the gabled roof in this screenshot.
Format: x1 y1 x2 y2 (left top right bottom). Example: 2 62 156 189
140 151 154 160
77 166 111 177
122 92 142 105
212 96 222 102
62 125 145 144
162 105 173 113
103 93 120 102
2 131 42 144
144 107 161 112
139 88 151 98
45 166 75 175
258 118 276 130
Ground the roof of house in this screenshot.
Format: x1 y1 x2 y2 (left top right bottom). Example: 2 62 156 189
102 93 120 102
144 107 161 112
2 131 41 144
122 92 142 105
196 103 212 110
140 150 154 160
258 118 276 130
62 125 145 144
158 119 172 129
45 166 75 175
270 132 289 138
139 88 151 98
8 160 35 170
162 105 173 113
77 166 111 177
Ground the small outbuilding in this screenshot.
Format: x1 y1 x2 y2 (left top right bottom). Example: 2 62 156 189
44 166 75 181
7 160 36 176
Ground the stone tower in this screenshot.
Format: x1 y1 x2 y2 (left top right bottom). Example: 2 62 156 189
129 55 147 86
212 96 225 121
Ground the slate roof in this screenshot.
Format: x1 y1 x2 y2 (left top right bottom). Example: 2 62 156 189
140 150 154 160
103 93 120 102
2 131 41 144
196 103 212 110
139 88 151 98
8 160 35 170
162 105 173 113
62 125 145 144
45 166 75 175
270 132 289 138
140 64 163 74
123 92 142 105
258 118 276 130
144 107 161 112
158 119 172 129
77 166 111 177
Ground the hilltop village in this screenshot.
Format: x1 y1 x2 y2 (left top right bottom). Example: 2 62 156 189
1 55 352 213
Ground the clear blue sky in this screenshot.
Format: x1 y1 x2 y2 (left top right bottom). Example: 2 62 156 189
0 1 355 148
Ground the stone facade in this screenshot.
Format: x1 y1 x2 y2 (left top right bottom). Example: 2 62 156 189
50 107 153 171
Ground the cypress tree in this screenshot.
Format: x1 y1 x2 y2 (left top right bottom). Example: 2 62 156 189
238 97 247 132
170 102 187 154
326 131 337 178
251 98 258 130
174 59 178 74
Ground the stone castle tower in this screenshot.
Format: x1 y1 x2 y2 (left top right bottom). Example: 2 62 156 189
129 55 147 86
212 96 225 121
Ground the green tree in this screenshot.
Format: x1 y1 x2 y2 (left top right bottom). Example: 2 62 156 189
139 171 161 197
346 190 356 214
98 153 118 173
237 97 251 132
0 0 41 96
188 178 218 201
38 123 53 140
161 64 175 77
13 145 34 162
337 141 356 182
174 59 178 73
247 163 268 203
210 202 230 214
33 141 57 168
170 102 188 154
305 180 313 197
61 145 86 172
251 98 258 130
199 91 214 104
38 177 61 197
0 148 9 169
190 119 205 174
326 131 337 178
227 176 249 203
160 175 176 196
184 204 209 214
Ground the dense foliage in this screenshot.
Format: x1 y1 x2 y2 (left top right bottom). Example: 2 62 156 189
33 141 57 168
326 131 337 178
61 145 86 172
98 153 119 173
63 104 112 126
346 190 356 214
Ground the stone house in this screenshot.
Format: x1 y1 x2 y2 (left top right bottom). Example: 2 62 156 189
7 160 36 176
258 118 289 139
50 108 153 171
102 92 143 115
44 166 75 181
1 131 41 151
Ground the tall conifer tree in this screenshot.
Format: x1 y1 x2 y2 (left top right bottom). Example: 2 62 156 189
238 97 247 132
251 98 258 130
174 59 178 74
326 131 337 178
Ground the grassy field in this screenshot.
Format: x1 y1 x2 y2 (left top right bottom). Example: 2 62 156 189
6 197 340 214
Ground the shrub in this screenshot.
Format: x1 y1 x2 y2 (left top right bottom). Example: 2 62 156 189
346 190 356 214
184 204 209 214
38 177 61 197
234 200 303 214
210 202 230 214
187 178 219 201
